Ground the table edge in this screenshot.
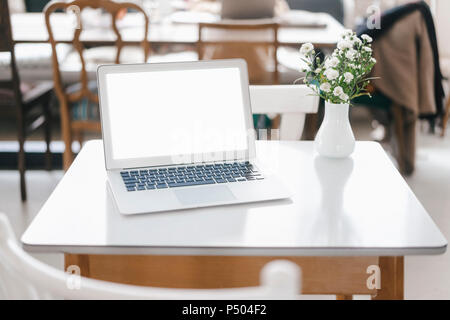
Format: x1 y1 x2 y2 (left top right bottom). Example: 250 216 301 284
21 140 448 256
22 243 447 257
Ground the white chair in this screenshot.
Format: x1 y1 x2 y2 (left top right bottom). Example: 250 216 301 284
0 213 301 300
249 85 319 140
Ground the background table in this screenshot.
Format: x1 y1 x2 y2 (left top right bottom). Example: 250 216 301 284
5 12 343 82
21 140 447 299
11 12 345 48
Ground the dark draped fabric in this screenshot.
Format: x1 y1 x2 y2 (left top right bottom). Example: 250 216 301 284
357 1 445 120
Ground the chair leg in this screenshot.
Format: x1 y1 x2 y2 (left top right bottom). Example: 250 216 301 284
62 138 74 171
404 116 416 175
43 93 52 171
74 130 84 149
392 104 406 175
442 96 450 137
60 100 74 171
17 104 27 202
302 113 319 140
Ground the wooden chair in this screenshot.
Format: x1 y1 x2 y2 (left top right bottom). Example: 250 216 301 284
0 213 301 299
44 0 150 170
198 22 279 85
198 22 280 131
0 0 53 201
352 86 416 175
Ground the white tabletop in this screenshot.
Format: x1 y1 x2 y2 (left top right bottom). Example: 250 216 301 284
21 140 447 256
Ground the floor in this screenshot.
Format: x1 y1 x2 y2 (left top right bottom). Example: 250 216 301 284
403 132 450 299
1 111 449 299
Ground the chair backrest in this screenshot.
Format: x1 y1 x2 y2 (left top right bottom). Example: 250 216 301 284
249 85 319 140
45 0 150 170
0 213 301 299
198 22 279 84
44 0 150 116
0 0 23 103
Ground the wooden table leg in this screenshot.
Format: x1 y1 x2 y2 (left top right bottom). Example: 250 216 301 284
372 256 404 300
65 254 91 277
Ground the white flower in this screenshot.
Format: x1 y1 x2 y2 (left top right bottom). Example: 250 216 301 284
341 29 353 37
324 68 339 81
315 68 322 73
333 86 344 97
340 93 349 101
345 49 357 60
344 72 354 84
337 40 353 50
320 82 331 92
364 46 372 53
371 57 377 63
299 43 314 55
361 34 373 43
325 56 339 68
353 37 362 46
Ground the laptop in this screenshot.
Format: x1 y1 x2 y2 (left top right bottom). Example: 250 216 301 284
221 0 276 19
97 59 290 215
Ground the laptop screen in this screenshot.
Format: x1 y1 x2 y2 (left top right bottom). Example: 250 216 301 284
103 67 249 164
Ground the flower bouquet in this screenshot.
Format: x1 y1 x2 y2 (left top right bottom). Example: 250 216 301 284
298 30 377 158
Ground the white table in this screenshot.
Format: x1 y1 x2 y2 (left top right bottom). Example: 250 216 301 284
21 140 447 299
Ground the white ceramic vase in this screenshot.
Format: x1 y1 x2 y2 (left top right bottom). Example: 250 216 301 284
314 102 355 158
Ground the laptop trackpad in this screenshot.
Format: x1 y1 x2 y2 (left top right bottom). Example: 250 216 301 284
174 186 236 206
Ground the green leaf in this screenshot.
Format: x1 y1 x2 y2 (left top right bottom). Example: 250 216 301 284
351 92 372 99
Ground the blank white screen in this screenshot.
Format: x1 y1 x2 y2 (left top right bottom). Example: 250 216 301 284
104 67 248 162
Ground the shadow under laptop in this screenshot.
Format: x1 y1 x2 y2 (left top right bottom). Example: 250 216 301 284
104 182 293 249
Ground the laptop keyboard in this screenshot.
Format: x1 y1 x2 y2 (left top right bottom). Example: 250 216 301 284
120 162 264 192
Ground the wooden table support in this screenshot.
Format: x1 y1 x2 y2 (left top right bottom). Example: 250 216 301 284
64 255 404 299
373 256 404 300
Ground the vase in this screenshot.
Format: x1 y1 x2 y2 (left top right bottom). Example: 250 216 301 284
314 101 355 158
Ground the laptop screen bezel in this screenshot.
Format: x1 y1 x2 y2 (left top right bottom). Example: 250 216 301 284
97 59 256 170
